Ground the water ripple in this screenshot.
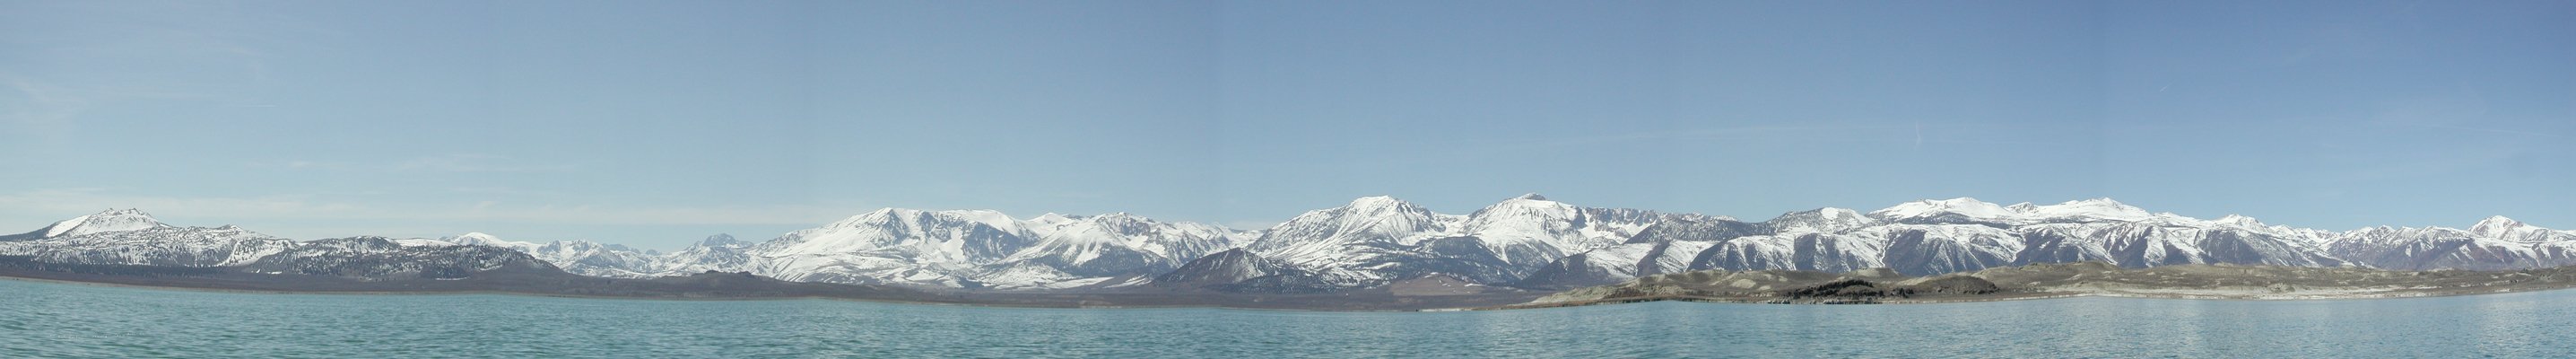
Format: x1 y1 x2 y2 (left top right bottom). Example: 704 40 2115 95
4 279 2576 357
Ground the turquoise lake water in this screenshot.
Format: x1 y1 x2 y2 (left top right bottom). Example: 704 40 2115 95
3 278 2572 358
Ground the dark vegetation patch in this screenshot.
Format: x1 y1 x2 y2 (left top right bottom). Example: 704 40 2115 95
0 256 223 277
1905 276 2001 295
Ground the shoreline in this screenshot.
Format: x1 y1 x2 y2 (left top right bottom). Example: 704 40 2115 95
14 272 2571 313
1479 286 2576 311
0 274 1478 312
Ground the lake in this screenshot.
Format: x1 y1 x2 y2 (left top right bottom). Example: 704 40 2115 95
2 278 2570 357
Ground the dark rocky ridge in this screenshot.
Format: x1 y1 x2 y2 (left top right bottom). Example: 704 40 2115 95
0 255 958 302
1152 249 1335 293
0 255 1541 311
1512 262 2576 308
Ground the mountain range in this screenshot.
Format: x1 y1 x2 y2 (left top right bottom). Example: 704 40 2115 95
5 195 2573 292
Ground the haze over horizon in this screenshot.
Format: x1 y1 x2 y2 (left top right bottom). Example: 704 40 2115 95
5 1 2570 250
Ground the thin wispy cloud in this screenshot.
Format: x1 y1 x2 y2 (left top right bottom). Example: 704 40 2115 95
448 187 564 197
4 1 2564 245
245 160 338 170
0 188 360 216
248 154 577 173
389 153 577 173
0 188 850 229
2422 124 2573 139
1542 122 2044 147
1 74 91 140
0 2 297 140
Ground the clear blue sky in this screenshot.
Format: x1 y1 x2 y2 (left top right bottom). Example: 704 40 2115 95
4 1 2569 250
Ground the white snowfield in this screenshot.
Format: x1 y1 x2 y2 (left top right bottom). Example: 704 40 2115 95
8 197 2576 291
0 210 527 273
39 209 167 238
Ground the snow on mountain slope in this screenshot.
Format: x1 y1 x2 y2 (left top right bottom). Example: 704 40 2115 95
1455 194 1655 266
657 234 752 275
1151 248 1332 293
1 206 1253 288
1514 239 1720 290
1688 232 1889 273
1869 197 2022 225
1246 197 1460 263
1507 215 1762 289
1457 194 1588 266
1867 197 2158 226
977 213 1249 289
252 236 560 279
717 207 1257 289
0 224 294 267
1231 194 1679 288
408 232 665 278
1762 207 1882 234
0 211 528 276
1 208 170 241
2323 219 2576 271
526 241 663 278
1153 249 1284 285
1871 224 2022 276
13 197 2576 293
1510 243 1652 290
1546 198 2569 285
1239 196 1466 286
2016 198 2157 223
1641 240 1718 276
742 208 1038 287
2468 216 2576 243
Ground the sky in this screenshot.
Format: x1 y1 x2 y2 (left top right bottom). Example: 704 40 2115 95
3 1 2570 250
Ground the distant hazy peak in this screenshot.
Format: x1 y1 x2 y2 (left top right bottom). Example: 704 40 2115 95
450 232 502 243
697 233 744 247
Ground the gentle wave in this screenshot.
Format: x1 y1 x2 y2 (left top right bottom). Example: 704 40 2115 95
3 278 2572 357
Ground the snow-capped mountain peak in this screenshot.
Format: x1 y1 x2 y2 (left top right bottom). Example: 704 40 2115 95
2020 197 2154 223
18 197 2575 293
1867 197 2017 225
1262 196 1453 242
827 207 905 228
1028 213 1076 225
2059 197 2125 206
3 210 298 267
1818 207 1865 221
38 208 170 238
1475 193 1571 214
1763 207 1881 234
1867 197 2159 225
1235 195 1678 287
1885 197 2008 214
1344 196 1423 214
1459 194 1587 258
835 208 1023 233
2214 215 2264 226
2471 215 2526 235
446 232 524 247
